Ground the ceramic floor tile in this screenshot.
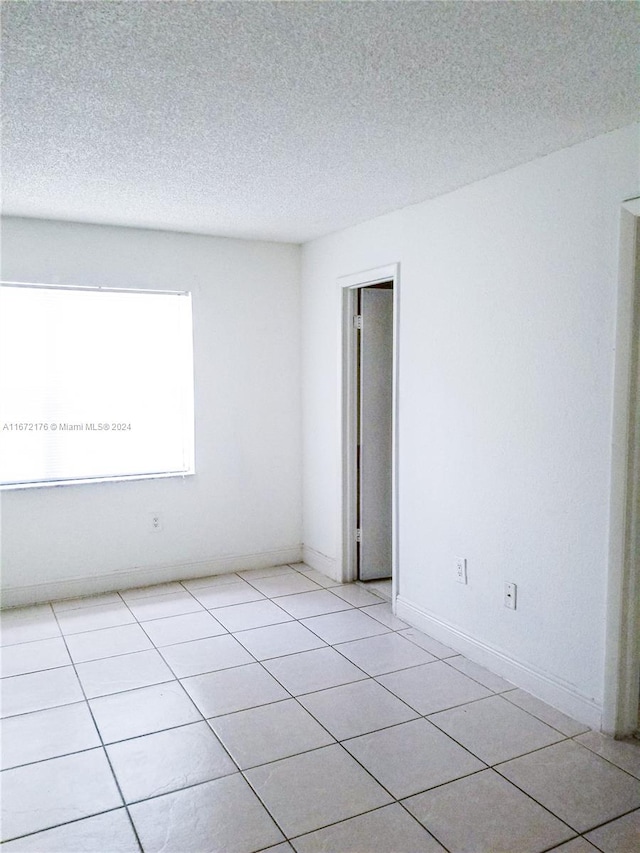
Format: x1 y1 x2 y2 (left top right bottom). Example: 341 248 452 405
89 680 201 743
107 721 236 802
404 768 574 853
55 601 136 634
295 568 341 588
10 565 629 853
0 809 138 852
275 589 352 619
237 565 298 580
292 803 446 853
360 602 409 630
585 809 640 852
398 628 457 658
52 592 124 611
182 662 289 717
1 605 61 646
1 702 100 769
0 748 122 842
343 717 485 798
335 632 436 676
301 609 389 644
76 648 174 698
190 580 265 608
245 573 322 597
180 573 242 591
446 655 515 692
574 731 640 779
378 661 492 714
1 667 84 717
429 694 565 765
262 646 367 695
234 621 326 660
130 772 284 853
497 740 640 833
1 637 71 677
503 689 590 737
160 633 254 677
299 678 418 740
125 590 204 621
210 698 334 769
362 579 393 601
245 744 392 838
120 581 185 601
140 609 226 646
65 623 153 663
212 599 294 632
330 584 384 607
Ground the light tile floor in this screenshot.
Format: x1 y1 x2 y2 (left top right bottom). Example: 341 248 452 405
1 562 639 853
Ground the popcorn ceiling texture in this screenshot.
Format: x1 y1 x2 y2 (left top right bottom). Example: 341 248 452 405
2 1 638 243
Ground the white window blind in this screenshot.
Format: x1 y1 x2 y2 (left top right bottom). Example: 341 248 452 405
0 283 195 488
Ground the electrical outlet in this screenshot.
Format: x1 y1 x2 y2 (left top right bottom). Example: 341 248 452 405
504 582 517 610
150 513 162 532
455 557 467 584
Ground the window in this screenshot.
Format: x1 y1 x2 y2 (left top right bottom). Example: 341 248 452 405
0 283 195 488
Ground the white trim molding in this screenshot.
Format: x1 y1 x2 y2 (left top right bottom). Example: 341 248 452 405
396 595 603 730
1 545 303 608
603 198 640 736
301 545 338 581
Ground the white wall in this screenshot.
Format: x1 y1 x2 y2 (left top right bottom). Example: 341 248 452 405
301 125 639 725
1 218 302 604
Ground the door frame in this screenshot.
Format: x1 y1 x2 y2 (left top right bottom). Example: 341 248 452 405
338 263 400 602
603 198 640 736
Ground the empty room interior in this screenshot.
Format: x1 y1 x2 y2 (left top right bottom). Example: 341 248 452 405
1 2 639 852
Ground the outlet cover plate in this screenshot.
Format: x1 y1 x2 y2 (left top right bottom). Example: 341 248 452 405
504 582 517 609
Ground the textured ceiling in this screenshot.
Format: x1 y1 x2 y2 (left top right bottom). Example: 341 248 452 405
2 1 638 243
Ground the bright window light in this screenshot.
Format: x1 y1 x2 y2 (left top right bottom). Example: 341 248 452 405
0 283 195 488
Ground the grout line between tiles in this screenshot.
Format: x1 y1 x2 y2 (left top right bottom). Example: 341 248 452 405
395 800 456 853
492 735 640 783
201 627 431 840
284 794 457 853
568 736 640 780
499 690 590 736
488 758 615 837
230 643 498 847
398 765 579 847
34 606 146 853
246 602 615 840
439 655 515 694
3 570 636 851
538 836 582 853
41 589 270 846
0 806 136 848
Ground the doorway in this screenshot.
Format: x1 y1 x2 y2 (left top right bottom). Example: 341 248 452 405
339 263 399 603
356 283 393 584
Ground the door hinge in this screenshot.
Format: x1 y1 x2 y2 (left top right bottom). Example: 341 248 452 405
353 315 363 330
355 528 362 543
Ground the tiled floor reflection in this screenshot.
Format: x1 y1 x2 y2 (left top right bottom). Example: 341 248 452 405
1 562 639 852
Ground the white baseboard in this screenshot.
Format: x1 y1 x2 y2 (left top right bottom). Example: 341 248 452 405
1 546 303 608
396 595 602 730
301 545 338 581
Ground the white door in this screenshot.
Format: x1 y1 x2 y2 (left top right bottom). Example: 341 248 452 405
358 287 393 580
